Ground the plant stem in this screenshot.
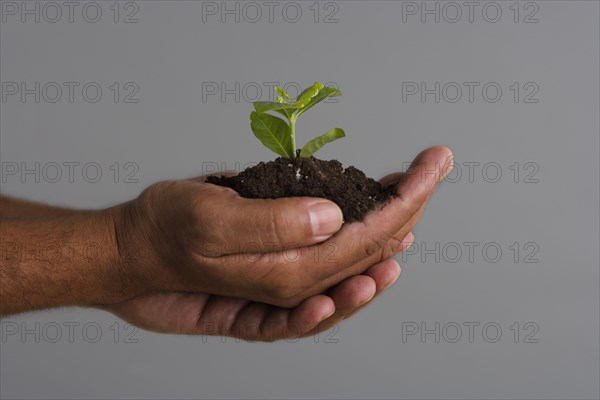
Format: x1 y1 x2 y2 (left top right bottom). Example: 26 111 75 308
289 114 297 158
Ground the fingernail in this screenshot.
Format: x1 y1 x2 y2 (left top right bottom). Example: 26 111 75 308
382 261 402 290
402 232 415 249
309 201 343 240
441 155 454 180
362 292 376 305
324 309 336 319
385 269 402 289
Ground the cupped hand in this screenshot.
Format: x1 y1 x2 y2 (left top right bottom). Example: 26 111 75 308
103 256 406 341
104 146 452 340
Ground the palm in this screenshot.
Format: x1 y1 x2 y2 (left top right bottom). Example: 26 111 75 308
105 290 331 341
105 257 402 342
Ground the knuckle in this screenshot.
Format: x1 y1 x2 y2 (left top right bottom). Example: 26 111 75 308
362 233 407 261
382 236 405 259
239 324 261 342
260 334 278 343
191 195 231 251
362 235 387 261
265 207 305 248
363 236 403 262
138 181 176 210
265 211 289 247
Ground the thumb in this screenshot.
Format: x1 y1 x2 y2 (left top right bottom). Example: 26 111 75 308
198 185 343 255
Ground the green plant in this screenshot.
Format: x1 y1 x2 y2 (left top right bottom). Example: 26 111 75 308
250 82 345 158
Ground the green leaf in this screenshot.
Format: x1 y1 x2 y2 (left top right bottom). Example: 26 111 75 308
275 86 290 102
250 112 294 158
295 82 325 108
253 101 298 119
296 86 342 116
253 101 298 114
299 128 345 158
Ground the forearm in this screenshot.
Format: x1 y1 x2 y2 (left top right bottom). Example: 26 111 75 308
0 209 125 316
0 195 76 219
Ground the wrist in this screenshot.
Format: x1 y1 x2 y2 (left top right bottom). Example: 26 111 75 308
80 207 140 305
99 202 141 301
104 199 167 301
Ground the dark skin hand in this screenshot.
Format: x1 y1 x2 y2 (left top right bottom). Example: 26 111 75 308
104 146 453 340
0 146 453 341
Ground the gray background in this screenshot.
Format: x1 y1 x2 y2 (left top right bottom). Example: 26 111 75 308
1 1 598 399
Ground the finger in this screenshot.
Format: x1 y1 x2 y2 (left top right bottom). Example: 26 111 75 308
379 171 404 187
305 230 412 306
378 172 423 249
228 302 270 340
343 258 402 320
216 147 450 303
256 295 335 341
303 146 453 281
228 295 335 342
196 295 250 336
384 203 422 252
285 295 335 339
181 294 334 341
301 199 420 299
387 231 415 254
301 258 401 337
364 258 402 291
305 275 376 335
195 184 343 255
203 170 239 180
326 274 378 314
363 146 453 238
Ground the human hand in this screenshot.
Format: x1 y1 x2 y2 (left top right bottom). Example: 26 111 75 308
103 146 452 340
102 257 404 341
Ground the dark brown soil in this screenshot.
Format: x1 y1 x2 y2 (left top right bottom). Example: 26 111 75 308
206 151 397 223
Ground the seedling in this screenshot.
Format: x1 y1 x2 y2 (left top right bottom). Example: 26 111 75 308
250 82 345 158
209 81 396 222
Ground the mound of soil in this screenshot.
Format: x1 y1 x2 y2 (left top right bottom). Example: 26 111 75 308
206 152 396 223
